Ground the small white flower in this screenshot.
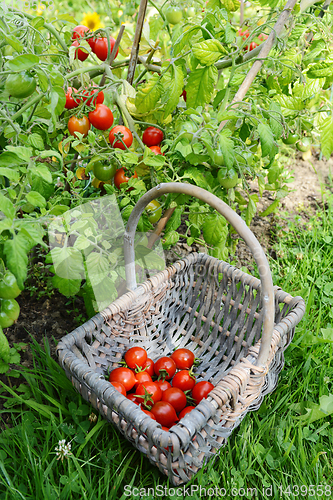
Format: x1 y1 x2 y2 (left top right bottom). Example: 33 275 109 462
324 376 330 384
55 439 72 462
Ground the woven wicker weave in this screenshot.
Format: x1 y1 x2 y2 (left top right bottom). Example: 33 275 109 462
56 183 305 485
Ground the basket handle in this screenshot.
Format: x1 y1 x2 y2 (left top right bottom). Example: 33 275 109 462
124 182 274 366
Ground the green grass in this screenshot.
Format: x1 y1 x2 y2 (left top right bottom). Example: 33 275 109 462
1 195 333 499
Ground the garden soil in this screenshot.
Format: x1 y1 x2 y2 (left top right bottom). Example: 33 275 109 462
1 151 332 420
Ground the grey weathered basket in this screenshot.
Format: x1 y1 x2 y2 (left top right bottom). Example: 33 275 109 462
56 183 305 485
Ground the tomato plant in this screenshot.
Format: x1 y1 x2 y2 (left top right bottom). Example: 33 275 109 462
217 168 239 189
165 7 183 25
88 104 114 130
0 298 20 328
124 346 148 369
109 126 133 149
81 85 104 107
68 115 91 137
0 271 21 300
142 127 164 147
72 24 95 51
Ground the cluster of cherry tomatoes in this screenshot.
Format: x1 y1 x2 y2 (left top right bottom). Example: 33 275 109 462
237 28 268 52
108 346 214 429
71 24 119 62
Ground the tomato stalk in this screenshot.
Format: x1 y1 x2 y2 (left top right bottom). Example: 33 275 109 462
134 40 160 86
99 25 126 87
148 0 172 37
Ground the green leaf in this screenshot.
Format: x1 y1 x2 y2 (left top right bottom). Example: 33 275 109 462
0 152 22 167
173 26 201 56
35 69 49 92
217 0 240 11
245 194 258 226
219 134 234 169
135 74 163 114
3 233 31 289
258 123 275 158
209 242 228 261
260 199 279 216
307 62 333 79
28 133 44 151
85 252 110 287
224 23 237 44
269 102 283 139
52 275 82 297
0 168 19 182
276 95 304 115
51 247 85 281
165 207 183 232
5 54 40 71
182 166 210 189
162 64 184 119
293 78 326 100
0 194 15 219
188 203 209 228
192 39 227 65
26 191 46 208
163 230 180 248
202 213 228 246
185 66 218 109
4 35 24 52
5 146 32 163
320 114 333 159
31 163 53 184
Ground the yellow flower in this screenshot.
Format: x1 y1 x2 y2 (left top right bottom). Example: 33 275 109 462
36 3 46 16
81 12 104 31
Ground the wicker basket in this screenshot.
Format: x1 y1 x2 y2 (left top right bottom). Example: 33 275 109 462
56 183 305 485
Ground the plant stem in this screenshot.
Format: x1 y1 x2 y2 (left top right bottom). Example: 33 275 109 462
115 93 145 151
100 25 126 87
134 40 160 85
11 93 44 122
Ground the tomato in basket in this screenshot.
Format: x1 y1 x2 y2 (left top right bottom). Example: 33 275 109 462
124 346 147 369
171 348 195 369
135 381 162 410
191 381 215 405
154 356 176 380
109 367 137 392
162 387 187 413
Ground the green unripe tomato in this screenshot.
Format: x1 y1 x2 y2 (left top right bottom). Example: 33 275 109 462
0 298 20 328
185 6 196 17
0 271 21 299
0 325 10 363
92 161 117 182
5 71 36 98
146 199 162 224
213 151 225 166
296 137 311 152
217 168 238 189
165 6 183 24
180 121 197 141
282 133 299 145
3 45 15 57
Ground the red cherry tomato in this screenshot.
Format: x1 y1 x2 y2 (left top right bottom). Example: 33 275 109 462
109 125 133 150
179 406 196 419
110 381 126 396
237 28 250 40
127 393 139 404
68 115 90 138
81 84 104 107
191 381 214 405
94 36 119 61
149 145 164 155
172 370 196 392
161 426 170 431
109 367 137 392
142 126 164 147
141 358 154 377
162 387 187 413
133 371 152 389
71 40 89 62
150 401 178 427
65 87 80 109
114 168 138 189
88 104 114 130
171 348 195 370
124 346 147 369
154 357 176 380
135 381 162 410
72 24 95 51
141 409 156 420
245 41 258 51
156 379 172 392
180 89 187 101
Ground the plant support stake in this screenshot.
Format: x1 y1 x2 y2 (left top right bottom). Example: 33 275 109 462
127 0 148 85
